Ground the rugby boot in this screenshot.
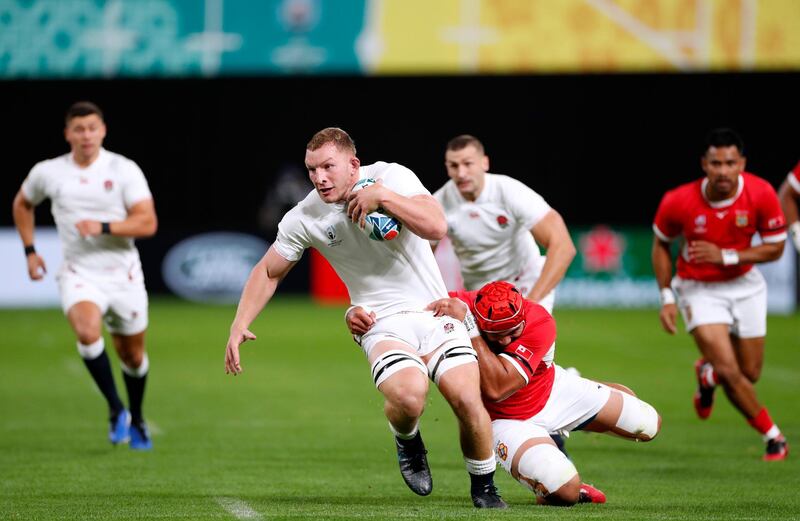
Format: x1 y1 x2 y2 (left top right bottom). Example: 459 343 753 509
693 359 715 420
109 409 131 445
129 420 153 451
763 435 788 461
471 482 507 509
395 432 432 495
579 483 607 504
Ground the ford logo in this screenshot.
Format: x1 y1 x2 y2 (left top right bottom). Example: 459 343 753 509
161 232 268 304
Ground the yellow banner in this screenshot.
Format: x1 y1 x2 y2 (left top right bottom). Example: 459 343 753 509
370 0 800 73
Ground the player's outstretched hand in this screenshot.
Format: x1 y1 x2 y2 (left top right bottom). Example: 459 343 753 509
26 253 47 280
225 328 257 375
426 298 468 321
659 303 678 335
345 306 375 335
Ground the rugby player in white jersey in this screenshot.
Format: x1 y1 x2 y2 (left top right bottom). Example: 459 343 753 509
224 128 505 508
432 135 577 454
12 101 157 450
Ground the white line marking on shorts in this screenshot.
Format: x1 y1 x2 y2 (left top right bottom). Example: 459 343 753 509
215 497 262 520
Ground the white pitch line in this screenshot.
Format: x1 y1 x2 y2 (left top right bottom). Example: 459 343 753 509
215 497 263 520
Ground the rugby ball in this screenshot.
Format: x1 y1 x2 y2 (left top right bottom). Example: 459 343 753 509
350 178 402 241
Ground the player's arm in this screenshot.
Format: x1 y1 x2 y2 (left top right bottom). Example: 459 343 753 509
11 189 47 280
470 335 526 402
225 246 297 375
778 178 800 252
75 198 157 239
652 236 678 335
527 209 576 302
348 181 447 240
687 240 784 265
427 297 525 401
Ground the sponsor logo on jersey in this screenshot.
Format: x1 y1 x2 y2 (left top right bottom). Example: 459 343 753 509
496 442 508 461
693 214 707 233
444 322 454 334
104 179 113 192
515 345 533 361
767 216 784 229
715 211 727 219
497 215 509 228
325 225 342 247
735 211 749 227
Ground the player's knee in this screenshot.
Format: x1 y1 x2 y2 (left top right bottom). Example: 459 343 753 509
741 365 761 384
75 327 102 346
546 474 582 506
388 391 427 419
711 363 742 387
514 443 578 503
616 391 661 441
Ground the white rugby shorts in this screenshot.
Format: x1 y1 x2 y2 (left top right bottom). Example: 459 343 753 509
57 266 149 336
359 310 472 359
672 268 767 338
492 365 611 471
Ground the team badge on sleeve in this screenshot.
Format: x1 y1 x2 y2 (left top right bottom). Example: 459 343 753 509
515 345 533 362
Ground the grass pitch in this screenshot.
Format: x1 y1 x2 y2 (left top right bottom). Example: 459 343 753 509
1 297 798 520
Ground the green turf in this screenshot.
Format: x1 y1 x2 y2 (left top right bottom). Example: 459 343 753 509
0 297 798 520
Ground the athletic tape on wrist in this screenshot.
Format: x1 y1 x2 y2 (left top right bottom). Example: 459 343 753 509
659 287 675 306
721 248 739 266
463 308 481 338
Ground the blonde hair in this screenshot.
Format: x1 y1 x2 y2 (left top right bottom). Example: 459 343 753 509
306 127 356 156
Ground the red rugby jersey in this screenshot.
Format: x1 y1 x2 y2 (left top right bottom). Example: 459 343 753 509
653 173 786 282
787 160 800 193
452 290 556 421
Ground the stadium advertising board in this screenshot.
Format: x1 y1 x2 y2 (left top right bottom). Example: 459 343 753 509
2 0 799 78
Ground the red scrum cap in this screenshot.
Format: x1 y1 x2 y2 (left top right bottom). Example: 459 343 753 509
474 281 525 333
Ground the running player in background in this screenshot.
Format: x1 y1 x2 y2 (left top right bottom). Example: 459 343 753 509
778 159 800 253
11 101 157 450
652 127 788 461
432 134 577 455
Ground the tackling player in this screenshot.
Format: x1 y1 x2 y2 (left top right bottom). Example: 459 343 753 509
432 134 577 455
12 101 157 450
348 281 661 506
652 128 788 461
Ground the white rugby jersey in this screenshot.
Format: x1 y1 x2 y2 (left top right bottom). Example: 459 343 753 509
434 173 551 290
274 161 449 317
21 148 152 277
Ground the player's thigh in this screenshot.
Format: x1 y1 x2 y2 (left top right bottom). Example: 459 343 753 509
368 340 429 401
692 324 742 379
583 389 660 441
729 269 767 339
65 300 105 341
532 365 610 434
673 277 732 333
104 280 149 336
